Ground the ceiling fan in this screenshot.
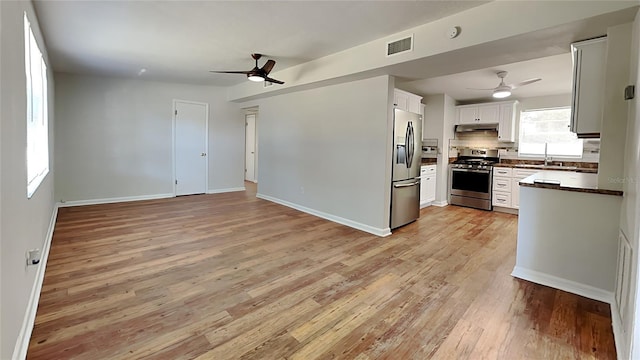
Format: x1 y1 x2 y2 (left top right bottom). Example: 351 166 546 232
468 71 541 98
210 53 284 84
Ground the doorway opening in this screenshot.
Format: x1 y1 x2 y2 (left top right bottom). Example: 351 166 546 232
245 110 258 183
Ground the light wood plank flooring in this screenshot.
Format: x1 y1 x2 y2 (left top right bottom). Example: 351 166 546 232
28 182 616 359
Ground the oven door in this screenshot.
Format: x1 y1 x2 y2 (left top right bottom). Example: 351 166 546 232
449 167 492 200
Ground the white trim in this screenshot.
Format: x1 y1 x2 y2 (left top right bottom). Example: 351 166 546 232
511 266 614 304
173 99 209 197
207 187 246 194
256 193 391 237
13 204 58 360
57 193 174 208
431 201 448 207
610 299 626 360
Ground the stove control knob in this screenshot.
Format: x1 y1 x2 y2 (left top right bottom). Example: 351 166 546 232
467 164 472 168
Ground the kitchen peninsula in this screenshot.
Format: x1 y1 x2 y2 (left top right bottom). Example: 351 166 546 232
512 171 623 302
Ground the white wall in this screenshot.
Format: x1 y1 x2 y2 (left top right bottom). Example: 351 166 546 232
598 22 633 191
423 94 455 205
242 75 393 235
54 73 244 202
1 1 56 358
622 9 640 360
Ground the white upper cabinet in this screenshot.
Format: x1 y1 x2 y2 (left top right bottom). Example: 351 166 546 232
498 102 517 142
570 37 607 138
456 103 499 124
394 89 422 115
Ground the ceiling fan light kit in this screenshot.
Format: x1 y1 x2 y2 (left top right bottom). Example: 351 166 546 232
247 75 263 82
493 87 512 98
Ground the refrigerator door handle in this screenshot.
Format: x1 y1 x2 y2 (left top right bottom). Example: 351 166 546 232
404 123 411 168
393 180 421 188
407 122 414 168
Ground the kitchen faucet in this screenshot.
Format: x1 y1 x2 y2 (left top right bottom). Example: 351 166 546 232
544 143 551 166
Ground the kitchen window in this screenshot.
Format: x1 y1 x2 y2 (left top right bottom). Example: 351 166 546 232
25 13 49 198
518 107 583 158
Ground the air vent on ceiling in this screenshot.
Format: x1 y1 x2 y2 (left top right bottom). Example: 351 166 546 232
386 34 413 57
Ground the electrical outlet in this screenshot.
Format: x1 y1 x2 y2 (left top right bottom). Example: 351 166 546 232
27 249 41 266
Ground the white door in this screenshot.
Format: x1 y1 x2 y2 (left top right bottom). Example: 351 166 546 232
245 114 256 182
174 100 208 196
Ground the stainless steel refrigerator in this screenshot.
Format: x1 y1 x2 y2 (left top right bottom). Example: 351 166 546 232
390 108 422 229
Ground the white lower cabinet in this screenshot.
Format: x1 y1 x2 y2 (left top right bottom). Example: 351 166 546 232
420 165 437 208
493 167 540 210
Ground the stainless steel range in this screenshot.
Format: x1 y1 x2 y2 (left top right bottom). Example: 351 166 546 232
449 149 499 210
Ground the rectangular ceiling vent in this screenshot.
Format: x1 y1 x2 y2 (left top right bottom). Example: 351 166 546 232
386 34 413 57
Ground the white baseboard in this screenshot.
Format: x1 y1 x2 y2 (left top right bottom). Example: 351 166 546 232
57 193 174 207
256 193 391 237
207 187 245 194
432 200 448 207
493 206 519 215
13 204 59 360
511 266 614 304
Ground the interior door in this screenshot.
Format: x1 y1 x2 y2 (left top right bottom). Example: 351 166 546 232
174 100 207 196
245 114 256 182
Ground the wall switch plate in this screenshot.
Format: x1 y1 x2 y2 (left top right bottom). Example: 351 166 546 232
625 85 635 100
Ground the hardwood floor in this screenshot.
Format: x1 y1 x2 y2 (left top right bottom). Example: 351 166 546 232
28 182 616 359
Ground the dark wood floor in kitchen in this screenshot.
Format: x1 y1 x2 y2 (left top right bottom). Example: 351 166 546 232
28 182 616 359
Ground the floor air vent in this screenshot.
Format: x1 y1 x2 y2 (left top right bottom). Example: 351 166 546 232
386 35 413 56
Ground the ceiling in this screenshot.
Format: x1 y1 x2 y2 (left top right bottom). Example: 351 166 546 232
33 0 489 86
398 53 574 102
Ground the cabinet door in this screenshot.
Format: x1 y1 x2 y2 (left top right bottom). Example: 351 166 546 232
570 38 606 137
424 176 436 203
478 104 499 124
512 178 521 209
498 103 515 142
394 91 409 112
458 107 478 124
408 95 422 114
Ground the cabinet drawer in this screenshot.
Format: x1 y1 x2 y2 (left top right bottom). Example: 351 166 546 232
492 191 512 207
493 167 512 177
493 177 512 192
421 165 437 175
513 169 539 179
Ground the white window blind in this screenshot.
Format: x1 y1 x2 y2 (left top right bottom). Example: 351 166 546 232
518 107 583 158
25 13 49 198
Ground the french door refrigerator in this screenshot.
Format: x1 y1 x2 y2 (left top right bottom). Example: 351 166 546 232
390 108 422 229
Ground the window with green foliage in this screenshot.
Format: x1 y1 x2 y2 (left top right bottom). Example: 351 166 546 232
518 107 583 158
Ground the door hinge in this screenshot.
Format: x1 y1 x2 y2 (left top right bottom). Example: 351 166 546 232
175 180 178 185
175 110 178 116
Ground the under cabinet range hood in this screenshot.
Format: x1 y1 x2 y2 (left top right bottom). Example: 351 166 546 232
454 123 499 133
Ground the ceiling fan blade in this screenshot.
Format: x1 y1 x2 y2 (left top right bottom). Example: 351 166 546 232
264 76 284 85
209 70 251 74
467 87 497 91
261 60 276 75
510 78 542 89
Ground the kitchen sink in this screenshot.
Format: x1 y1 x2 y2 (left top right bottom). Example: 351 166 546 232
513 164 577 170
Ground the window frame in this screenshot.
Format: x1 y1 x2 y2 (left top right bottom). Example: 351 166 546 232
517 106 583 159
24 12 50 198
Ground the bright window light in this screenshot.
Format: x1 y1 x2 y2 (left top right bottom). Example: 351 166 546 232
24 13 49 198
518 107 583 158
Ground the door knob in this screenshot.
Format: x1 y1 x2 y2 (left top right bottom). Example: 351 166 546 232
201 153 206 156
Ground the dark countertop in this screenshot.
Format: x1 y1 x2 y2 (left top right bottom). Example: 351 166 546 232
494 163 597 174
519 171 623 196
